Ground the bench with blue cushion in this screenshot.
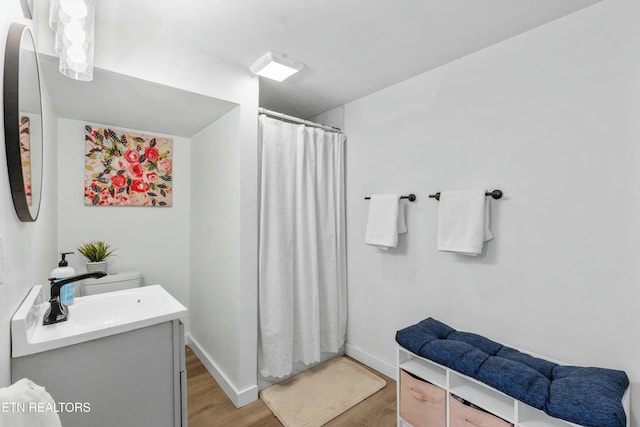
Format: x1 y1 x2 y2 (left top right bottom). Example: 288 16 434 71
396 317 629 427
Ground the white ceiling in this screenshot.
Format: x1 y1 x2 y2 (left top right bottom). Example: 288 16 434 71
39 0 601 133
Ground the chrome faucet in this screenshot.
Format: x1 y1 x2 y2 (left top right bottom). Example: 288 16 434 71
43 272 107 325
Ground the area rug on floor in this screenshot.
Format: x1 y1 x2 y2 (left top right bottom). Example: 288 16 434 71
259 356 386 427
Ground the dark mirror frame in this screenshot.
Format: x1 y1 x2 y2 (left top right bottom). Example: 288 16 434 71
4 23 43 222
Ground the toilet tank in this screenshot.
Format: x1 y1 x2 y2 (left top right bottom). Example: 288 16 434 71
81 271 142 296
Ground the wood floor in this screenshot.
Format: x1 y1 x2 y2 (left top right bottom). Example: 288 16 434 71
186 346 397 426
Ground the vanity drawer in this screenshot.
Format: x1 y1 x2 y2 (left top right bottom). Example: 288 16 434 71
449 395 513 427
399 370 446 427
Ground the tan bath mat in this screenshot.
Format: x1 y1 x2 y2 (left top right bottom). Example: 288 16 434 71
259 356 386 427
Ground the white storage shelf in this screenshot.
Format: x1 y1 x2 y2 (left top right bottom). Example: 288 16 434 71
397 345 630 427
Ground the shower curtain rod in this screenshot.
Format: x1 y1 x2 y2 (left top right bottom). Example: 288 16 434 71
258 107 342 133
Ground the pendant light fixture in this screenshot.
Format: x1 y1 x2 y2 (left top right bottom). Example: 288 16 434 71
49 0 96 81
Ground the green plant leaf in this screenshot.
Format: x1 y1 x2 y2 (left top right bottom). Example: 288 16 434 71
77 241 115 262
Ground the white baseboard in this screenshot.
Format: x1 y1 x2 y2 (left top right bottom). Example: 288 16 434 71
345 343 397 381
186 335 258 408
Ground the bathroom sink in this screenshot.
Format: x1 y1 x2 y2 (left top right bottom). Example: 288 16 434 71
11 284 187 357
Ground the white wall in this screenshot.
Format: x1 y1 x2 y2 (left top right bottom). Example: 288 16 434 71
343 0 640 424
189 107 248 403
56 119 191 309
312 106 345 131
187 108 259 408
0 1 58 386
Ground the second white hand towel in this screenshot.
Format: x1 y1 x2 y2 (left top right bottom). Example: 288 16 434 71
437 190 493 255
365 194 405 249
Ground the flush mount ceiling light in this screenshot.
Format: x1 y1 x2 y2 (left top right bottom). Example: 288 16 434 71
49 0 96 81
250 52 303 82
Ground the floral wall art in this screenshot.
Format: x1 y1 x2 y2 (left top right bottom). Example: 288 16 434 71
84 125 173 206
20 116 32 205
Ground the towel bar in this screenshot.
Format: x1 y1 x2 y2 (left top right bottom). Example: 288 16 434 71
364 194 417 202
428 189 503 201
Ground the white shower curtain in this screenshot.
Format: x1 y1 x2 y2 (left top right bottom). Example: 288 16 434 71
258 114 347 378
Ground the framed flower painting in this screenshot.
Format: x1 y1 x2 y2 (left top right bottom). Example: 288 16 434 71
84 125 173 207
20 116 31 205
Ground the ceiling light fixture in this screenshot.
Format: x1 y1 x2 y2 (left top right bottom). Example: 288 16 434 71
49 0 96 81
250 52 303 82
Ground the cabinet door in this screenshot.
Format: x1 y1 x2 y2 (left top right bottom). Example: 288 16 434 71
12 322 176 427
399 370 446 427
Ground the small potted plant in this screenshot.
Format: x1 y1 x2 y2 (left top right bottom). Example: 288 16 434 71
77 241 115 273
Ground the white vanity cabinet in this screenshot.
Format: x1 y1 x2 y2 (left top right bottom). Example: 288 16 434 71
12 320 187 427
397 345 630 427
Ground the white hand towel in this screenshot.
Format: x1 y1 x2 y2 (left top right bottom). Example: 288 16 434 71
397 200 407 234
365 194 406 249
0 378 62 427
437 190 493 256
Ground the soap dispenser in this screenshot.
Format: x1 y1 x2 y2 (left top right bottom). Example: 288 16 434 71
51 252 76 305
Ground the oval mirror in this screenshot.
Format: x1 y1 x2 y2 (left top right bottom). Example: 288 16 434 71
4 23 43 222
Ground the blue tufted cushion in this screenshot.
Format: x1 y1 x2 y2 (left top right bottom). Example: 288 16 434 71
496 346 557 379
419 339 489 378
476 355 551 410
449 331 503 355
395 317 454 355
547 366 629 427
396 318 629 427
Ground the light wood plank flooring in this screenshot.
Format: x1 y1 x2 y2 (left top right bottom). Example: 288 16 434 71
186 346 397 426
